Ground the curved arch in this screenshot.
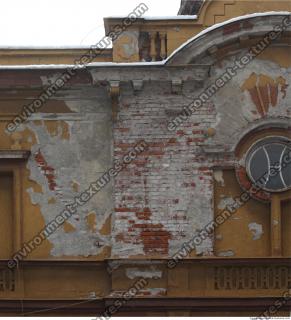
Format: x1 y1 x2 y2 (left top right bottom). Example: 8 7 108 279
165 12 291 66
233 118 291 154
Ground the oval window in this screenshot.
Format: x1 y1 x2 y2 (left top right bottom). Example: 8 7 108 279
246 137 291 192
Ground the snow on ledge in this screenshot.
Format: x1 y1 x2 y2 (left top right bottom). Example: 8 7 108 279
0 12 289 70
106 15 198 20
165 11 291 63
0 61 164 70
0 45 106 50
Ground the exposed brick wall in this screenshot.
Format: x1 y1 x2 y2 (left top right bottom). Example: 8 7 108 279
112 55 291 258
112 82 218 257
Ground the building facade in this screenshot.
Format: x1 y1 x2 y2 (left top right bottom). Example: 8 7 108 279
0 0 290 316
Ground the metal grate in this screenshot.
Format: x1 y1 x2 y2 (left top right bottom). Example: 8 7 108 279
0 268 15 292
214 266 291 290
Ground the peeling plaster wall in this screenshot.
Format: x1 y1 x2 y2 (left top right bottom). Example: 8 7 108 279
3 47 290 261
13 85 114 258
207 53 291 150
112 47 291 258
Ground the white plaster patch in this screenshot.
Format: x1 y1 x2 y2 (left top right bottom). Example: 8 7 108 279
217 250 235 257
214 170 225 186
18 116 112 257
248 222 263 240
113 242 145 258
126 266 162 280
217 196 235 210
40 73 62 86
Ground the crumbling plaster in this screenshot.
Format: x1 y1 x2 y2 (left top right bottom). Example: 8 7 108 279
12 85 114 257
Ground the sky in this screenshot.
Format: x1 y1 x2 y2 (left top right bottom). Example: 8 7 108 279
0 0 180 47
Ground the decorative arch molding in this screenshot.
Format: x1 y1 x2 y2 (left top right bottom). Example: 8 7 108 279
201 118 291 155
232 118 291 154
165 13 291 66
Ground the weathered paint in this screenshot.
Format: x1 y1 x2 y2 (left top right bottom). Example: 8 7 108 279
0 3 290 314
248 222 264 240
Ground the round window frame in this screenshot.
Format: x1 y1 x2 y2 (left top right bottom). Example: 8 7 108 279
245 136 291 193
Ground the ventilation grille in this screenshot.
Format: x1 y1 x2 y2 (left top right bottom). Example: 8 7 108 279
214 266 291 290
0 268 15 292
